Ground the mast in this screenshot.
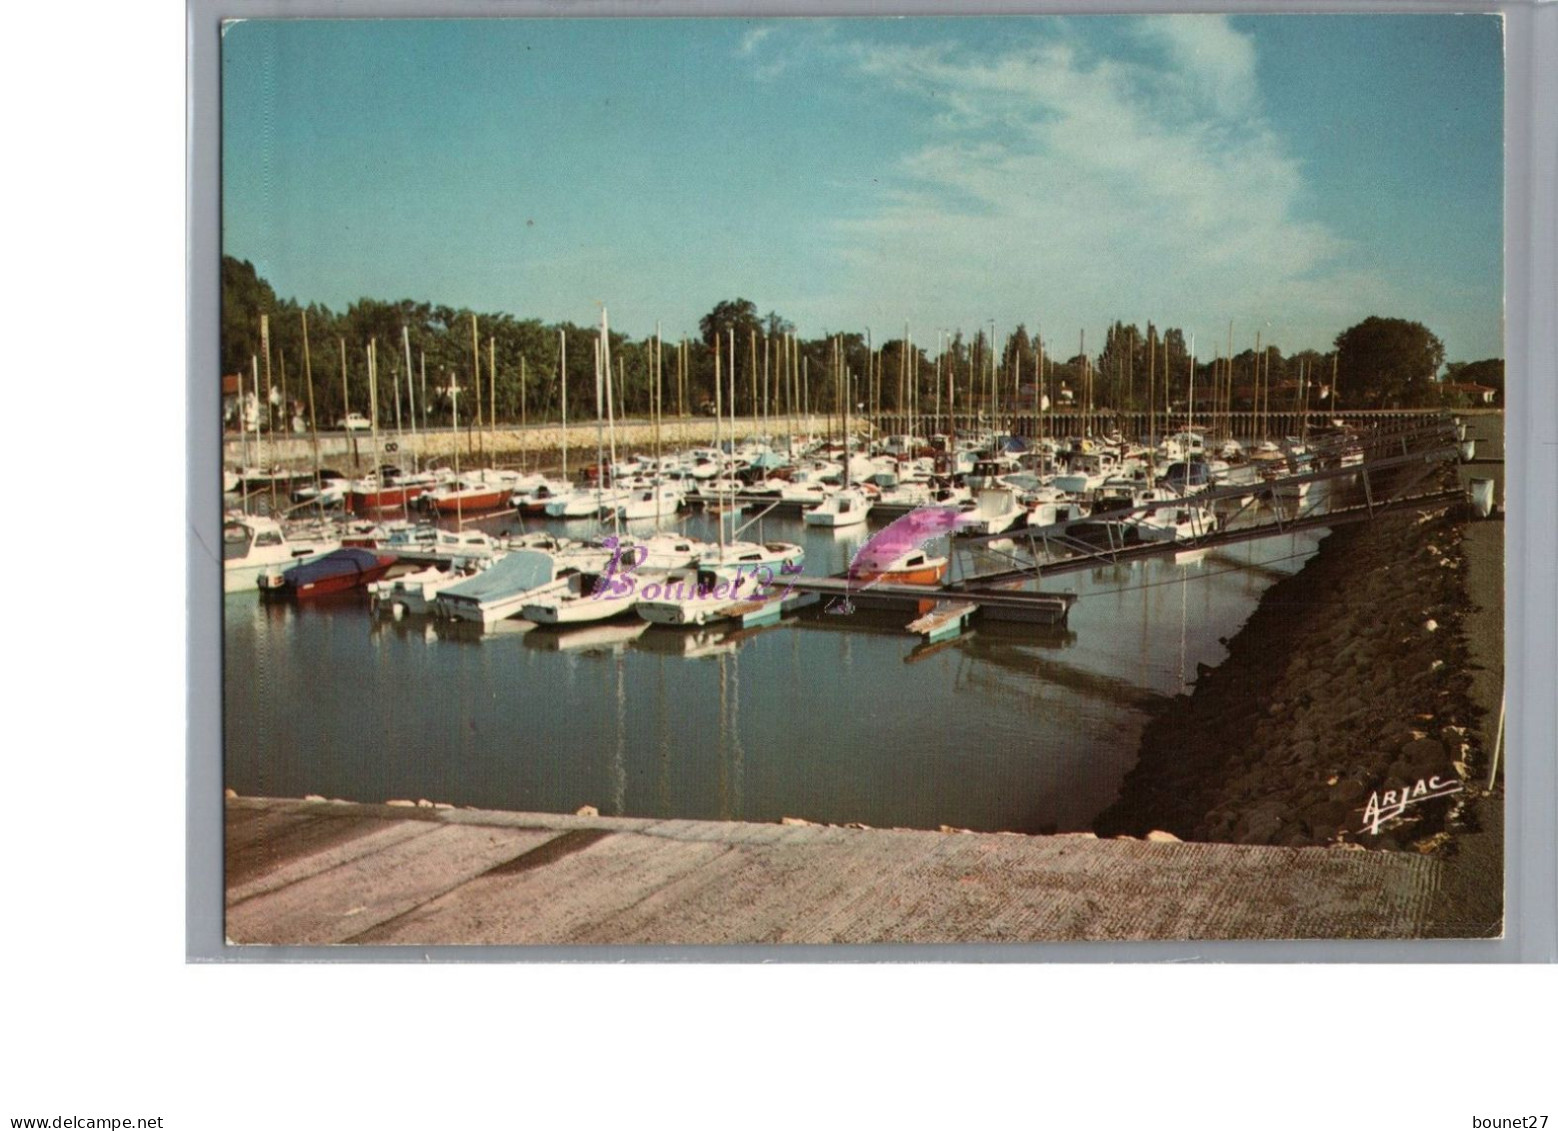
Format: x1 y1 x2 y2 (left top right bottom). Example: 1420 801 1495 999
278 349 289 438
366 340 382 518
802 355 809 440
593 329 605 523
301 311 320 498
246 355 259 511
260 314 276 512
239 355 253 489
713 337 724 555
934 331 942 441
947 331 956 463
991 321 1000 439
487 336 497 473
841 339 851 492
1146 328 1156 466
1188 336 1196 452
468 315 481 467
652 332 663 528
340 337 357 472
559 329 568 481
1299 359 1311 443
601 307 619 534
391 352 403 450
402 327 420 473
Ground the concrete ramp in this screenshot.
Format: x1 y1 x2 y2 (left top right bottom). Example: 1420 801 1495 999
225 797 1443 945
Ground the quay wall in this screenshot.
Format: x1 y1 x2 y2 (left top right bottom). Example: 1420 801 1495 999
223 414 838 470
222 407 1502 471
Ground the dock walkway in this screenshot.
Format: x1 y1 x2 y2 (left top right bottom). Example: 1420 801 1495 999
226 796 1442 945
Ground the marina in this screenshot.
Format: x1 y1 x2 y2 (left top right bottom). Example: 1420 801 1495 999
223 397 1476 838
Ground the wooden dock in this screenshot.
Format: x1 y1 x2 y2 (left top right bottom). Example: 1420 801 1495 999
225 796 1446 945
905 600 978 643
787 575 1077 629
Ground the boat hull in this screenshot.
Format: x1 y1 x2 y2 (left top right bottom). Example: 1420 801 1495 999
853 562 948 587
523 590 640 625
431 488 509 513
261 553 397 598
347 485 427 513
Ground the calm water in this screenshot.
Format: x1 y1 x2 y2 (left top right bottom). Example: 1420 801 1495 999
224 509 1322 833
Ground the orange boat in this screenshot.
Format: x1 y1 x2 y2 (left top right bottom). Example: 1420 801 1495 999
848 547 949 587
430 486 508 513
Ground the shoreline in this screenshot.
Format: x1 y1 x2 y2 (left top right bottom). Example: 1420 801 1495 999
1092 481 1504 934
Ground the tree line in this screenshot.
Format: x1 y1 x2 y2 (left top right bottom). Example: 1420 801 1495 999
222 256 1501 429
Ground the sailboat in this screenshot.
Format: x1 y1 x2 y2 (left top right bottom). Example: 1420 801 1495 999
803 348 871 527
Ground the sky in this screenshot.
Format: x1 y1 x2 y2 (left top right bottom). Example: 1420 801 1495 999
222 15 1504 363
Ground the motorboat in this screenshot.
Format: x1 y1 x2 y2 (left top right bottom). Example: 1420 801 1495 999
222 514 339 594
847 545 948 586
1131 500 1218 544
522 569 647 625
1157 460 1214 495
289 470 350 507
511 479 573 514
238 466 314 496
956 487 1027 536
635 567 783 628
803 487 872 528
779 480 838 507
545 484 630 518
1051 451 1120 495
617 483 685 521
258 547 397 598
434 549 580 628
369 564 481 618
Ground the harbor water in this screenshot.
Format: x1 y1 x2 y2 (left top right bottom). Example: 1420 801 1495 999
223 509 1324 834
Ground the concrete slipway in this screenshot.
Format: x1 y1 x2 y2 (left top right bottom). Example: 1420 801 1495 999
225 796 1442 945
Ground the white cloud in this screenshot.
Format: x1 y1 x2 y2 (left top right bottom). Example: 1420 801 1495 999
739 26 773 56
808 19 1394 351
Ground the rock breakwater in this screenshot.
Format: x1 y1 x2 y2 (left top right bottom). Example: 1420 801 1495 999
1095 503 1490 852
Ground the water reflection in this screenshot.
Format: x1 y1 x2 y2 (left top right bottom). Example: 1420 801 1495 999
224 512 1322 834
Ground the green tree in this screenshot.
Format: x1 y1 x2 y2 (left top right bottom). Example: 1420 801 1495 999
221 256 280 377
699 299 762 349
1333 317 1445 408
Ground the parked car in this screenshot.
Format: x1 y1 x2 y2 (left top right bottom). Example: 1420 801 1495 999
336 412 371 431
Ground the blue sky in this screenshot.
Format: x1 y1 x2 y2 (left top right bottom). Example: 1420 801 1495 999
222 15 1503 363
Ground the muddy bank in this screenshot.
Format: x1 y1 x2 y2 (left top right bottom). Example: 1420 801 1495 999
1094 500 1495 856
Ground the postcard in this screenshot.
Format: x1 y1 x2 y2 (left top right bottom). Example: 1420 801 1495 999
218 13 1505 946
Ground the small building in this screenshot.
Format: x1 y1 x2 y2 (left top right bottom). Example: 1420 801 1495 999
1441 382 1498 405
